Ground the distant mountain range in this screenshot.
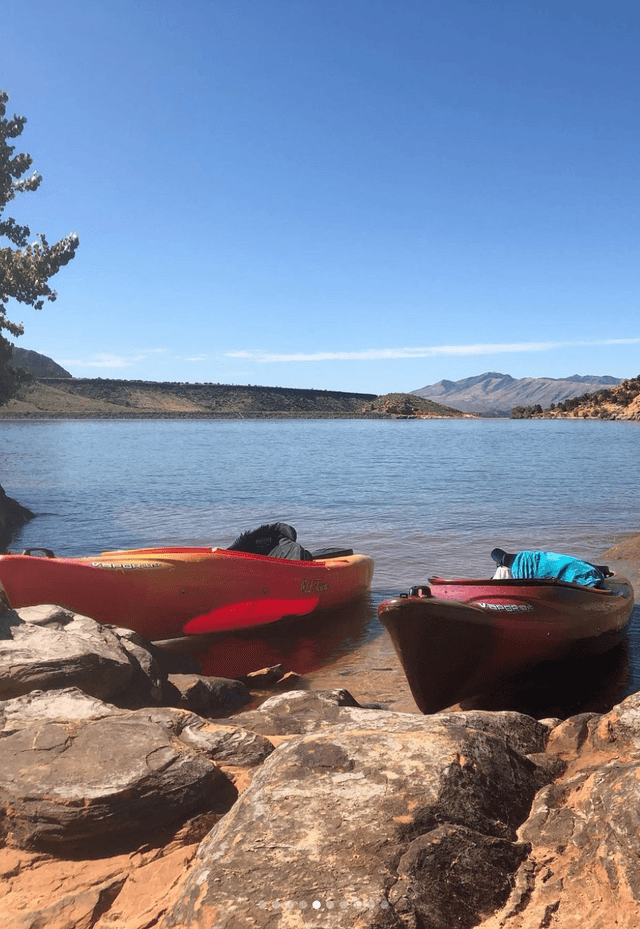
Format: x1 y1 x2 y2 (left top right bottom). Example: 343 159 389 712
6 350 626 417
412 372 623 414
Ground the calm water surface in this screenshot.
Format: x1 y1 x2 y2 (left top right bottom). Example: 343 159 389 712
2 418 639 715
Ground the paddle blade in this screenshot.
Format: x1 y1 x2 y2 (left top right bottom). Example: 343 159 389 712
183 597 319 634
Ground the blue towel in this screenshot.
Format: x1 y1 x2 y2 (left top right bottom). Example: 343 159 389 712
511 550 605 587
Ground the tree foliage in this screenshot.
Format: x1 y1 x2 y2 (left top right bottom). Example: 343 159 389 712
0 88 79 404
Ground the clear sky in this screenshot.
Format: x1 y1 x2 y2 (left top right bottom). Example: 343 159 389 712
3 0 639 394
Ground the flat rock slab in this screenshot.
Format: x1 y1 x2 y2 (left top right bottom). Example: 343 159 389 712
0 605 136 701
0 831 202 929
0 688 233 851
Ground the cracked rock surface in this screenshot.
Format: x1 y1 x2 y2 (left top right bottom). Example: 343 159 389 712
164 706 547 928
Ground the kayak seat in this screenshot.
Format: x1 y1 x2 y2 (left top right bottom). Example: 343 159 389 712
227 522 313 560
491 548 516 567
311 547 354 560
227 524 353 562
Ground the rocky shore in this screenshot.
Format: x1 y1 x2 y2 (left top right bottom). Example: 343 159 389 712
0 516 638 927
0 602 639 929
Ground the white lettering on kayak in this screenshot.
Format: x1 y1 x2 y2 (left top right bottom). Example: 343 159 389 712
475 602 534 612
91 562 165 570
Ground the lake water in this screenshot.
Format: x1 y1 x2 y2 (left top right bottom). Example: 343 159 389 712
2 417 640 715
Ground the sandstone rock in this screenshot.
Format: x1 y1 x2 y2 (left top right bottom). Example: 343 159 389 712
0 828 207 929
0 688 235 851
0 687 113 724
3 676 636 929
0 485 34 552
544 711 599 756
238 663 286 688
0 689 277 928
168 673 252 717
232 689 551 757
0 605 190 709
107 625 167 707
477 689 640 928
231 688 370 736
1 691 272 772
433 708 552 758
178 717 275 767
2 574 639 929
390 824 529 929
0 605 137 701
164 711 547 928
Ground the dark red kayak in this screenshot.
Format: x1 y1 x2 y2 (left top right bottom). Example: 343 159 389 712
378 572 634 714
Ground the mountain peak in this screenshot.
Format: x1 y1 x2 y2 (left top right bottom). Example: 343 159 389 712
412 373 623 414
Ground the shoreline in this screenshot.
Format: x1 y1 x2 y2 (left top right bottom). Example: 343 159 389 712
0 412 393 420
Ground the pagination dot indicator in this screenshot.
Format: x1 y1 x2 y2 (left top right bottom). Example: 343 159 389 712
256 896 390 911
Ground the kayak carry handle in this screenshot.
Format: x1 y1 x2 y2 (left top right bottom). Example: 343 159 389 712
22 547 55 558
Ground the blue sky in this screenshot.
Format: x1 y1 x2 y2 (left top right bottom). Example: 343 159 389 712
3 0 639 394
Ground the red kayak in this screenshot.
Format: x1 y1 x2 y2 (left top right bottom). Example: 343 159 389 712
0 545 374 640
378 572 634 714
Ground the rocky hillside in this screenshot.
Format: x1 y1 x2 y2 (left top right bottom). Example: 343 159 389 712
359 392 472 418
413 372 622 415
0 378 467 419
9 346 72 378
511 374 640 420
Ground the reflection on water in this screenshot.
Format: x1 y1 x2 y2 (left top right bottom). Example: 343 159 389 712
156 599 640 721
156 595 379 680
454 637 633 720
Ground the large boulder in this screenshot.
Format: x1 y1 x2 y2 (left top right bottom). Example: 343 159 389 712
480 690 640 928
0 688 275 928
4 681 640 928
0 604 139 701
168 672 252 717
0 602 257 715
164 701 551 929
0 485 34 552
3 585 640 928
0 689 239 851
0 604 209 708
231 689 550 757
